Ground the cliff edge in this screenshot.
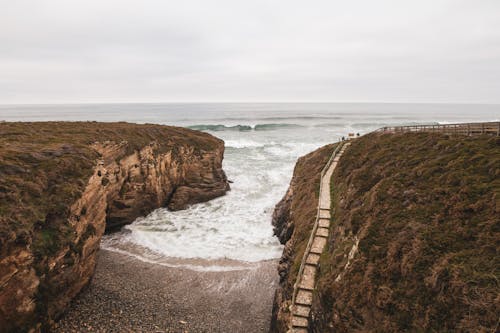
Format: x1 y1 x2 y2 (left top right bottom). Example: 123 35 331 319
0 122 229 332
271 133 499 332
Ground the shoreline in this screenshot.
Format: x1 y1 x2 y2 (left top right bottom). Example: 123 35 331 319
55 249 279 333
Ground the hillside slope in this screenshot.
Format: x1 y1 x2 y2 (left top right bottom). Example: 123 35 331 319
0 122 229 332
272 133 499 332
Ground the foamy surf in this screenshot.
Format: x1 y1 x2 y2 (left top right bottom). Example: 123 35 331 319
100 237 258 272
39 103 495 272
224 139 268 148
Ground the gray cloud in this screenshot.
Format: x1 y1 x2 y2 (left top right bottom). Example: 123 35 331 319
0 0 499 103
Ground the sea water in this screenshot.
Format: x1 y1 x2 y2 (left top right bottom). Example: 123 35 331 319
1 103 498 269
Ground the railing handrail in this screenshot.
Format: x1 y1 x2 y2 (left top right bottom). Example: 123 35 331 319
290 141 345 310
376 121 499 136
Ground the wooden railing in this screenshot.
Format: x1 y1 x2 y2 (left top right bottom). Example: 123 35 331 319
376 121 500 136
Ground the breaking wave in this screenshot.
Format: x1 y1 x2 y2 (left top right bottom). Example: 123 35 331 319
188 123 304 132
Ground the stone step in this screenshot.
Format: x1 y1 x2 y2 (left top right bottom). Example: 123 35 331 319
310 236 327 254
316 227 329 238
291 315 308 328
318 218 330 228
319 210 330 219
295 289 313 306
297 284 314 292
298 265 316 290
293 304 311 318
306 253 320 265
309 247 321 255
291 326 308 333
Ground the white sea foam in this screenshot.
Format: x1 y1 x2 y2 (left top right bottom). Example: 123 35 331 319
91 103 500 270
102 124 364 268
224 139 267 148
100 242 254 272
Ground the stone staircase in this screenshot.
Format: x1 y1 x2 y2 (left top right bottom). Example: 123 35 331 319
288 142 350 333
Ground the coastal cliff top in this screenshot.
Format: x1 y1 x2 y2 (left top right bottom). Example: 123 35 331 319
0 121 223 249
0 121 221 153
314 132 499 331
271 132 499 332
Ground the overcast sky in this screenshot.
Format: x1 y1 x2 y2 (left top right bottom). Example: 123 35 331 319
1 0 499 104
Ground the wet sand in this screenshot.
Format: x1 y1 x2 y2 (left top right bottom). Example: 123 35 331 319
55 250 279 333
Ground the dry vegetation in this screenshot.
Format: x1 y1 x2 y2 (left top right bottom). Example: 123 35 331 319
0 121 227 332
314 133 499 332
0 121 221 267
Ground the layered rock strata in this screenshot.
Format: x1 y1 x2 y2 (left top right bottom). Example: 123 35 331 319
0 122 229 332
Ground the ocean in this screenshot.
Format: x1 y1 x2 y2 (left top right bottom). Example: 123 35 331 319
1 103 498 270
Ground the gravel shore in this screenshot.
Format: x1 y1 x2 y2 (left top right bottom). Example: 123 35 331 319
55 249 279 333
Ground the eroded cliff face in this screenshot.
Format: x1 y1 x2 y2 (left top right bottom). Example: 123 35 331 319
99 140 229 230
0 122 229 332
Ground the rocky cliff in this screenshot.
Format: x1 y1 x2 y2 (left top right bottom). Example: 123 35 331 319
271 133 499 332
0 122 229 332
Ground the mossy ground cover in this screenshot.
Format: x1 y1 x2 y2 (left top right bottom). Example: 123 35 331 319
315 133 499 332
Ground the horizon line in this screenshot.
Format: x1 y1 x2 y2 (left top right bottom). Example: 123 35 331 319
1 101 500 106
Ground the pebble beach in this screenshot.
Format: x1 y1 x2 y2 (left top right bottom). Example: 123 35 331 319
55 250 279 333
